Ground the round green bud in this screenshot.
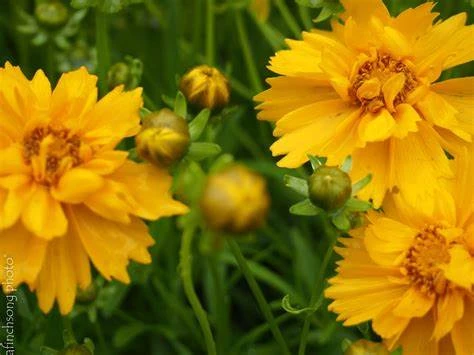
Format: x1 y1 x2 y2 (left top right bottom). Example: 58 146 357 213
308 166 352 211
344 339 390 355
35 2 69 29
76 283 97 304
59 345 92 355
107 62 131 90
136 109 191 167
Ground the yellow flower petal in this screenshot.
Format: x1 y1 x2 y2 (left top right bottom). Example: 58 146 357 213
358 109 396 143
392 287 434 318
382 73 406 113
441 246 473 290
392 104 421 138
433 290 464 340
451 299 474 355
392 2 438 42
51 168 104 204
21 185 68 239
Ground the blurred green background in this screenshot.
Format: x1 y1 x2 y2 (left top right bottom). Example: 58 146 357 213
0 0 472 354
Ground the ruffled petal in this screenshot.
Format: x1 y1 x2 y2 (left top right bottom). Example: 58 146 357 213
433 290 464 340
392 104 421 138
392 2 438 42
451 297 474 355
51 168 104 204
358 109 396 143
80 86 143 146
50 67 98 126
69 205 154 283
396 313 439 355
0 223 47 288
21 185 68 239
392 287 434 318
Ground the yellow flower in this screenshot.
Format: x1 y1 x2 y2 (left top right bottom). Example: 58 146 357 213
325 146 474 355
0 63 188 314
200 165 270 234
255 0 474 208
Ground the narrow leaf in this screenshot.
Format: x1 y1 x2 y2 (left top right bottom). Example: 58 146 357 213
189 109 210 141
174 91 187 119
187 143 221 161
284 175 309 197
352 174 372 195
289 199 321 216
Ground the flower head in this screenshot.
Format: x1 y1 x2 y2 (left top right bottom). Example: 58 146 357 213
0 63 188 314
325 146 474 354
255 0 474 208
180 65 230 110
200 165 270 234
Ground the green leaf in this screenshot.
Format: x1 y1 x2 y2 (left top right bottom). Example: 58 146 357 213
40 347 58 355
295 0 325 8
174 91 187 119
289 199 322 216
113 323 147 348
332 212 351 231
308 155 326 171
340 155 352 173
352 174 372 194
281 294 318 315
284 175 308 197
345 198 372 212
71 0 97 9
187 142 221 161
313 6 334 22
189 109 210 141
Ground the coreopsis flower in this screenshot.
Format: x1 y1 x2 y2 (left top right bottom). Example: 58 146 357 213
0 63 188 314
325 147 474 354
180 65 230 110
200 165 270 234
255 0 474 208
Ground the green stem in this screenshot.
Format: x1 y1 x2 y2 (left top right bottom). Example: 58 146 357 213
95 10 111 96
61 316 76 346
46 40 55 79
205 0 215 65
227 239 291 355
298 5 313 30
297 237 336 355
274 0 301 38
209 255 229 353
180 226 217 355
235 11 263 93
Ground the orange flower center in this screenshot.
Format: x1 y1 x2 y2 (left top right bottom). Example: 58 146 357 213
23 125 86 186
400 225 451 296
349 53 418 113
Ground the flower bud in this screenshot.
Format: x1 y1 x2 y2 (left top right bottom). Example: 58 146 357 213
249 0 271 22
344 339 390 355
179 65 230 110
308 166 352 211
136 109 190 167
35 2 69 29
76 283 97 304
200 165 270 234
59 345 92 355
107 62 130 90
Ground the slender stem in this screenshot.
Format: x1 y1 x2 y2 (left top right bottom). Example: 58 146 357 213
209 255 229 353
46 40 55 79
180 226 217 355
205 0 215 65
61 316 76 346
95 10 111 96
235 11 263 93
274 0 301 38
227 239 291 355
298 237 336 355
298 5 313 31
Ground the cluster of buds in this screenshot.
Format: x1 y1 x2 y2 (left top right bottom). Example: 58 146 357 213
200 165 270 234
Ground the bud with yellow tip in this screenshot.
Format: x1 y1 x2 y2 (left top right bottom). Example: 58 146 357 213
344 339 390 355
249 0 271 22
308 166 352 212
179 65 230 110
35 2 69 28
136 109 191 167
200 165 270 234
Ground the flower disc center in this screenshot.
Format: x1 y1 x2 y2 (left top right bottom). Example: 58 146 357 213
23 125 83 186
349 53 418 113
400 225 451 296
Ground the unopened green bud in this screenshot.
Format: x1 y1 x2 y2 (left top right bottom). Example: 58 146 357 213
59 345 92 355
200 165 270 234
308 166 352 211
180 65 230 110
76 283 97 304
107 62 130 90
136 109 190 167
35 2 69 28
344 339 390 355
